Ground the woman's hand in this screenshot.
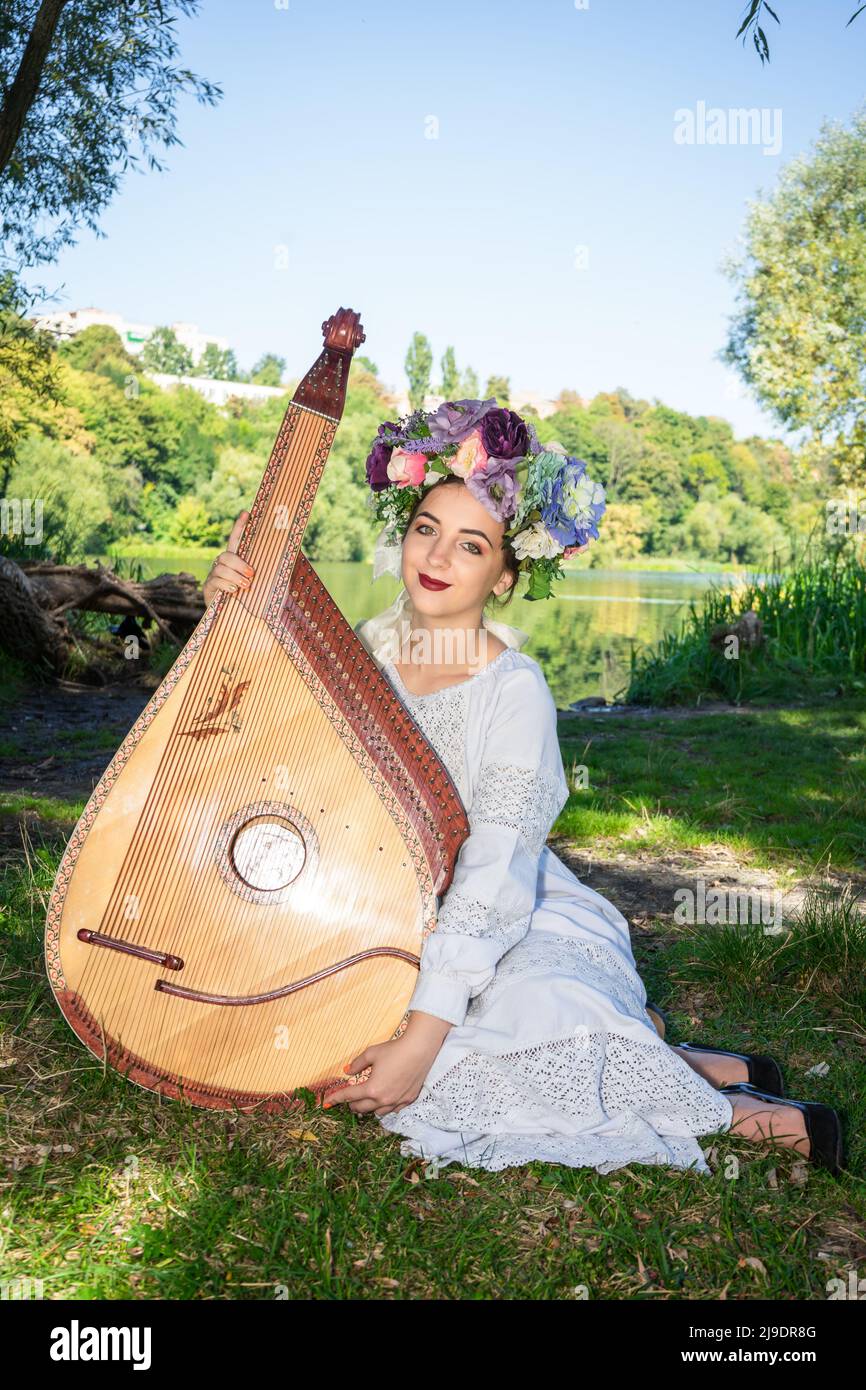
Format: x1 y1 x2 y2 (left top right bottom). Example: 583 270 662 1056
202 510 255 606
323 1018 450 1118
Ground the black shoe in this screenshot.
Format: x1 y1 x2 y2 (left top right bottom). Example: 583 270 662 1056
720 1081 845 1176
678 1042 785 1096
645 1000 668 1038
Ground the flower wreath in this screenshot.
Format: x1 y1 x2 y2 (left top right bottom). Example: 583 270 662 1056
364 397 606 600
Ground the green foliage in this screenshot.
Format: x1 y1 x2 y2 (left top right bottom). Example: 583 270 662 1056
485 374 510 406
250 353 285 387
721 103 866 486
2 434 112 561
0 271 60 477
140 326 193 376
460 364 479 397
195 342 240 381
439 345 460 399
1 317 830 569
57 324 136 383
404 332 433 412
0 0 221 268
625 546 866 705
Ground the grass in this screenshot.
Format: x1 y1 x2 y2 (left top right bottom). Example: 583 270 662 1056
558 700 866 874
1 699 864 1300
625 548 866 706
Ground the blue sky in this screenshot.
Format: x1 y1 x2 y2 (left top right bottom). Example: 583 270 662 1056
26 0 866 441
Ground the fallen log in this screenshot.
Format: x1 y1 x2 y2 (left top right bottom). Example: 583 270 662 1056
0 558 207 678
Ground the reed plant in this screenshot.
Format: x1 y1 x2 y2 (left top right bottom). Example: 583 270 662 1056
624 544 866 706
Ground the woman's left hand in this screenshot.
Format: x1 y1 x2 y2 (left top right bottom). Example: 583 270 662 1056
323 1034 438 1117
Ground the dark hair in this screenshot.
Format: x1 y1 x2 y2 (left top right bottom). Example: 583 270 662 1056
405 474 521 612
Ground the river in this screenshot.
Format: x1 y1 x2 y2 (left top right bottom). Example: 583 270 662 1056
116 554 745 708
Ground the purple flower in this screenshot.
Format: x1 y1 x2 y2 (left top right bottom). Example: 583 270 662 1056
426 398 498 443
526 419 542 455
466 456 521 524
365 420 400 491
481 407 529 463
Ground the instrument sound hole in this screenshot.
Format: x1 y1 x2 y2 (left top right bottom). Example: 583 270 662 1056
230 817 306 890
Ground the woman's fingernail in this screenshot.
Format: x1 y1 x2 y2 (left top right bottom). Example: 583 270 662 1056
323 1101 331 1109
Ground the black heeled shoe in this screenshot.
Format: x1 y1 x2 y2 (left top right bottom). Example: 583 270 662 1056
720 1082 845 1176
677 1041 785 1096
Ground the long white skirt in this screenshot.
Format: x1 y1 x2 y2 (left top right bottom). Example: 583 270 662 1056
378 847 735 1175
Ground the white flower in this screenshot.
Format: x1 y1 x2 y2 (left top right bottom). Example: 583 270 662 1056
511 521 564 560
563 474 605 520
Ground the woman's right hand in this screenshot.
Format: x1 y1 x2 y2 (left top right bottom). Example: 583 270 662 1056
202 510 255 606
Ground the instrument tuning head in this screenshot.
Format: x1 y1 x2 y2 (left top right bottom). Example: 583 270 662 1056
322 308 366 354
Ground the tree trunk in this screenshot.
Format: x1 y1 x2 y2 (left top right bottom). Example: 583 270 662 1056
0 558 207 678
0 0 71 177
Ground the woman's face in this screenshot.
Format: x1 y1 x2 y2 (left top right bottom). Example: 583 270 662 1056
401 480 514 616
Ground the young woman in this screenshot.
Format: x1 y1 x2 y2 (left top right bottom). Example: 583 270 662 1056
204 403 844 1177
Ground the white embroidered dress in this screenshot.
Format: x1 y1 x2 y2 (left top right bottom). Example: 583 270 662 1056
356 601 734 1176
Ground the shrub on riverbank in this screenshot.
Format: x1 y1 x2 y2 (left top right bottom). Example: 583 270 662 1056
624 548 866 705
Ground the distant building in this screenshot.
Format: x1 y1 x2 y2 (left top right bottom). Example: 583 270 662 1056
145 373 286 406
31 308 570 417
32 306 229 362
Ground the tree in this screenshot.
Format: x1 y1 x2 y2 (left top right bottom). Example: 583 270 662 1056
140 326 194 376
484 374 510 406
439 346 460 399
586 502 653 565
0 0 221 269
6 432 113 556
404 332 433 412
720 104 866 486
735 2 864 64
681 450 730 499
540 406 609 479
0 270 57 484
196 342 235 380
250 353 285 388
56 324 139 398
460 365 479 398
591 419 646 496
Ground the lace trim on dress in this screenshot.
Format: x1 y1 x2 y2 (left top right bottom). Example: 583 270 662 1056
387 677 470 790
391 1126 718 1177
466 932 647 1021
434 890 532 950
470 761 570 857
379 1031 734 1175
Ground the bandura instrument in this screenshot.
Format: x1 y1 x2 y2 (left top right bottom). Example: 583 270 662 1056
44 307 469 1112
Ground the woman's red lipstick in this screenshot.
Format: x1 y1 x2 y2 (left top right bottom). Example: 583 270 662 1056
418 572 451 590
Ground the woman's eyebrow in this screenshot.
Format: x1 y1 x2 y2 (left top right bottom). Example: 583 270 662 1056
416 510 491 545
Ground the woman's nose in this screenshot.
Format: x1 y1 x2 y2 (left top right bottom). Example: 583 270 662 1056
426 540 450 567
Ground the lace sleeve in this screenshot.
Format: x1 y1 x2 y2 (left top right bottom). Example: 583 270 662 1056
407 665 569 1027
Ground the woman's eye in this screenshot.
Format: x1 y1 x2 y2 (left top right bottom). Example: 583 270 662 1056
415 523 481 556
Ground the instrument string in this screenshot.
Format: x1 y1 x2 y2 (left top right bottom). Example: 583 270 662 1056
78 407 396 1094
125 407 326 1079
77 409 314 1027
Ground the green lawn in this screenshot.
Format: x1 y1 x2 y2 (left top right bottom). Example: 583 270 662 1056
1 701 864 1300
557 700 866 874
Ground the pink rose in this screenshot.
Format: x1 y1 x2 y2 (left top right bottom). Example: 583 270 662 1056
387 449 429 487
450 428 489 478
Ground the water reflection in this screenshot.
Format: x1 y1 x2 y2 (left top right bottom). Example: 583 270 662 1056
114 553 743 707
